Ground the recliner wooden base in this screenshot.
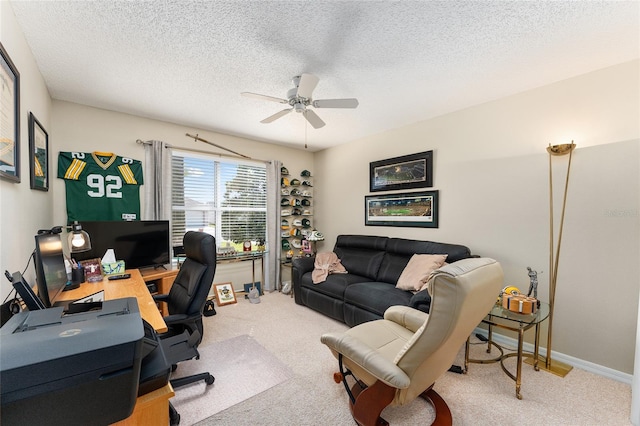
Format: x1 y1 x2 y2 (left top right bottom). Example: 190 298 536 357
342 378 452 426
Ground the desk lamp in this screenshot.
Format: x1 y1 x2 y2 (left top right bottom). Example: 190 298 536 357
38 221 92 253
67 221 92 253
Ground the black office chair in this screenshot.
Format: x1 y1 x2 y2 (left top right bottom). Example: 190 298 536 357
153 231 217 425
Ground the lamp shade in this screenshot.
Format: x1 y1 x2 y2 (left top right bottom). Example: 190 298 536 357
307 230 324 242
67 221 92 253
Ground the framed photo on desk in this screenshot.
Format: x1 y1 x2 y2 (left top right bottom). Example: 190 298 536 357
80 258 103 282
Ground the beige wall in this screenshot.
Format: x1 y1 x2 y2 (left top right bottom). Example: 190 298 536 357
0 1 54 294
50 100 313 226
314 60 640 374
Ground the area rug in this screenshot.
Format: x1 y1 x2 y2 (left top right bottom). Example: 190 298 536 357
170 334 294 425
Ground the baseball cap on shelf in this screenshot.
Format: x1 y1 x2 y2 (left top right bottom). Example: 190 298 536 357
302 180 313 187
281 231 290 238
301 170 312 177
301 190 312 197
281 209 291 216
281 188 290 196
286 250 293 259
281 198 290 206
302 209 312 216
281 166 289 175
289 228 301 237
302 218 311 228
281 177 289 186
293 219 303 226
281 219 289 229
290 188 301 196
291 239 302 248
282 239 290 250
289 199 301 207
290 178 301 186
301 199 311 206
292 208 302 215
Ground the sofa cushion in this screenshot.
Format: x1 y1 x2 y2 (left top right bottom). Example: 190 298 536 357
396 254 448 291
344 282 413 317
377 238 470 283
334 235 388 280
300 271 370 300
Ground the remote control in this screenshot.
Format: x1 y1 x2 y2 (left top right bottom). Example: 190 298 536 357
108 273 131 280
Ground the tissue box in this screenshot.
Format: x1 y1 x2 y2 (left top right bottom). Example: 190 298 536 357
102 261 126 276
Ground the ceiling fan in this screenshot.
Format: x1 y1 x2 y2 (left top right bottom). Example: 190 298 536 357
241 73 358 129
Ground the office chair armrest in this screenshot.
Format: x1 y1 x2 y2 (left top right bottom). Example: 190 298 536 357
384 305 428 333
153 293 170 304
162 313 190 326
321 332 410 389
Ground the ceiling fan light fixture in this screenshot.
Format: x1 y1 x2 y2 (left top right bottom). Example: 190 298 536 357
242 73 358 130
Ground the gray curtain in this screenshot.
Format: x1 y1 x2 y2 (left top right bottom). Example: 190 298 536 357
143 140 172 221
265 160 282 292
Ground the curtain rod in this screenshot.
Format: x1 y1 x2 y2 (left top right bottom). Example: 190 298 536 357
185 133 250 159
135 139 272 165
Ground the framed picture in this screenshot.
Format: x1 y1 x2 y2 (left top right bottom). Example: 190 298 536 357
28 112 48 191
370 151 433 192
80 258 104 282
365 190 439 228
213 282 237 306
0 42 20 183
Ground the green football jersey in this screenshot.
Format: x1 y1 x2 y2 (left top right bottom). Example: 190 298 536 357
58 151 144 222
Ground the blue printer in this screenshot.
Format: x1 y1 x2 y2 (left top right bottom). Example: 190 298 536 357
0 298 145 426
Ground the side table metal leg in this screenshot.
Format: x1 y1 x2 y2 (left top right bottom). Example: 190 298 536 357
533 322 541 371
516 326 524 400
487 322 493 353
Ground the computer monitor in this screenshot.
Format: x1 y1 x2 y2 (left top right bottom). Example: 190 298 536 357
34 233 69 308
10 271 45 311
74 220 170 269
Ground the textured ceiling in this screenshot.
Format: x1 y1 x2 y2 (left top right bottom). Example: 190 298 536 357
10 1 640 152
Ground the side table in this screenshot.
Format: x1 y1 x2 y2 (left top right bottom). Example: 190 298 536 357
464 301 550 399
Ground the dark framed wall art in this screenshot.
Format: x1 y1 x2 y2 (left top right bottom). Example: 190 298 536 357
365 190 439 228
369 150 432 192
28 112 49 191
0 42 20 183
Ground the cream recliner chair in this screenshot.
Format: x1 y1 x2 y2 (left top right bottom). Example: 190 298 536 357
321 257 503 426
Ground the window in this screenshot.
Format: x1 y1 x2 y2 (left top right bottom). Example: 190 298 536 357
171 150 267 250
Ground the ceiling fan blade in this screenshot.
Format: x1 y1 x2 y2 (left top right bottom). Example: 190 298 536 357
242 92 288 104
303 109 326 129
260 108 292 123
296 73 319 99
312 98 359 109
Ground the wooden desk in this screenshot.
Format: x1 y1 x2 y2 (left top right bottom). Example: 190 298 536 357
139 268 179 316
52 269 174 425
54 269 167 333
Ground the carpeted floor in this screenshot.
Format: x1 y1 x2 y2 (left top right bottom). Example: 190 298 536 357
170 334 293 425
177 292 632 426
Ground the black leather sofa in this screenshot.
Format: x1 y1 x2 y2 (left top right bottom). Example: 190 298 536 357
292 235 472 327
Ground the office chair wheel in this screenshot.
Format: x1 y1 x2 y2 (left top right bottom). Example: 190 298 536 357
171 364 178 372
206 374 215 385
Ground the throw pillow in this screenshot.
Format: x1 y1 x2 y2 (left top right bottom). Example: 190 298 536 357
396 254 448 292
418 262 449 293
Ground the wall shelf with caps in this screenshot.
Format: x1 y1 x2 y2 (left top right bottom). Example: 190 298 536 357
281 165 314 262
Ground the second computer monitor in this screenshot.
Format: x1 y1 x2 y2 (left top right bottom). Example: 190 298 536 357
34 233 68 307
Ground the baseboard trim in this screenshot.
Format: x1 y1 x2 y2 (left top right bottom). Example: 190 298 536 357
473 327 633 385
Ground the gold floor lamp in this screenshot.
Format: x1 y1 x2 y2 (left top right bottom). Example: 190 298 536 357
543 142 576 377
